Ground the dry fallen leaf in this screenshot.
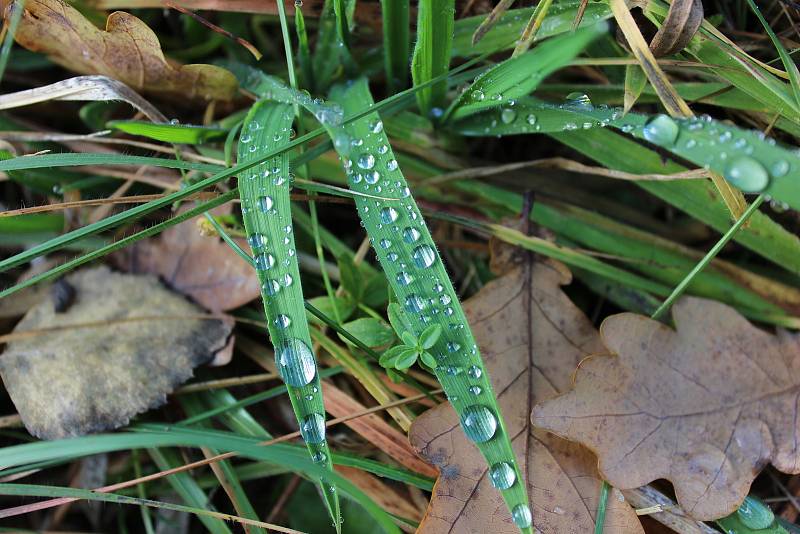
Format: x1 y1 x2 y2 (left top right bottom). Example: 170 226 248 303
116 205 260 312
2 0 237 101
0 266 233 439
409 257 644 533
533 297 800 520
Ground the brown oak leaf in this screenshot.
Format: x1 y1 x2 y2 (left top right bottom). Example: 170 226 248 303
409 259 644 533
2 0 237 101
116 205 260 312
533 297 800 520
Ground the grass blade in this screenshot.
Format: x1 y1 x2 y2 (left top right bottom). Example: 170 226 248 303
326 77 533 533
411 0 455 117
236 100 341 528
380 0 409 92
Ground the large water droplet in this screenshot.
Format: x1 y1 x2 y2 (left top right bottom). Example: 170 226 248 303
357 153 375 170
511 504 532 528
724 157 770 192
566 91 592 108
403 227 421 243
471 89 485 101
500 108 517 124
276 338 317 386
254 253 276 270
248 233 267 250
300 413 326 444
396 271 413 286
467 365 482 379
771 160 790 178
257 196 274 212
642 114 679 146
461 405 497 443
412 245 436 268
263 279 280 296
387 159 398 171
369 119 384 133
275 314 292 329
405 294 426 313
380 207 399 224
489 462 516 489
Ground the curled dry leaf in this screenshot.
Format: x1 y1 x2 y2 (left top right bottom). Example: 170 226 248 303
2 0 237 101
0 266 233 439
409 257 643 533
533 297 800 520
116 205 261 312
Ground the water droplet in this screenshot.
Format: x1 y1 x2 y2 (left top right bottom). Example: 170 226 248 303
489 462 516 489
275 314 292 329
294 0 303 7
263 279 280 296
471 89 485 101
379 238 392 249
566 92 592 108
369 119 384 133
402 227 421 243
771 160 790 177
642 114 679 146
357 153 375 170
387 252 399 262
526 114 537 125
461 405 497 443
257 196 274 212
468 365 482 379
447 342 460 353
387 159 398 171
469 385 482 396
412 245 436 268
500 108 517 124
439 294 452 305
300 413 326 444
512 504 533 528
724 157 770 192
254 253 276 270
377 144 389 155
405 294 426 313
364 171 380 184
396 272 413 286
380 207 399 224
281 273 293 287
275 338 317 386
312 451 327 463
248 233 267 250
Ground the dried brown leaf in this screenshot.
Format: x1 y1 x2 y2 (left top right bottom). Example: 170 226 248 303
533 297 800 520
116 205 260 312
409 260 644 533
0 266 233 439
2 0 237 101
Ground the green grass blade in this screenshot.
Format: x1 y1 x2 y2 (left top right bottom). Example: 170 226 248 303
443 22 607 122
147 448 233 534
411 0 455 117
107 120 228 144
237 101 340 528
326 78 532 533
0 0 24 83
0 153 222 173
381 0 409 93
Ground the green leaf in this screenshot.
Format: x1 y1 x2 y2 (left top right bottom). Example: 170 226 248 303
387 302 414 335
418 324 442 350
337 254 363 301
340 318 395 348
236 100 340 526
379 344 413 367
400 331 418 347
307 295 356 325
411 0 455 116
419 351 438 368
395 348 420 370
107 120 228 144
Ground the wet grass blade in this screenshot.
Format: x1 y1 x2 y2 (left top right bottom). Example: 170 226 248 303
411 0 455 117
326 78 533 533
107 120 228 144
236 100 341 529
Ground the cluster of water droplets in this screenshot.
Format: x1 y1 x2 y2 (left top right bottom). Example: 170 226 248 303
331 106 532 530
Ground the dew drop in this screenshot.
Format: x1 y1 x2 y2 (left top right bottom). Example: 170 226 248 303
357 153 375 170
461 405 497 443
412 245 436 268
281 273 294 287
254 253 276 270
642 114 679 146
467 365 482 379
312 451 327 463
275 338 317 386
402 227 421 243
489 462 516 489
447 341 460 353
771 160 790 178
248 233 267 250
275 314 292 329
396 271 413 286
380 207 399 224
263 279 280 296
500 108 517 124
566 91 592 108
724 157 770 192
300 413 326 444
387 159 399 171
377 144 389 155
405 294 426 313
526 113 537 125
471 89 485 101
364 171 380 184
469 385 482 396
387 252 399 262
257 196 274 212
512 504 532 528
379 238 392 249
369 119 384 133
439 294 452 305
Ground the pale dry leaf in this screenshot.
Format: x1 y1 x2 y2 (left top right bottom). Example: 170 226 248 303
409 259 644 533
0 266 234 439
533 296 800 520
116 204 261 312
2 0 237 101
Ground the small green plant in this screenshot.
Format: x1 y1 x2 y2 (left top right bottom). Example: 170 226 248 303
379 303 441 370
